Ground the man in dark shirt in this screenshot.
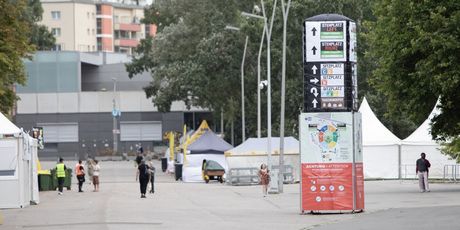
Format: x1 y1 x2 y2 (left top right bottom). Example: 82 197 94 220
136 160 150 198
416 152 431 192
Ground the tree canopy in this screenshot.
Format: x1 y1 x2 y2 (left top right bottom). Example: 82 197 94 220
128 0 373 144
0 0 55 115
365 0 460 161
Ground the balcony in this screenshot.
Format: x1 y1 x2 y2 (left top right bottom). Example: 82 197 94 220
114 39 139 47
114 23 141 32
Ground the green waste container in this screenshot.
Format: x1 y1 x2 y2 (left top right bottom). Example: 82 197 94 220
51 168 72 190
38 174 53 191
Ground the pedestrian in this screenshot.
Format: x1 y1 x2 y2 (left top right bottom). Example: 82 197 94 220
258 163 270 197
55 158 67 195
92 160 100 192
136 159 150 198
135 152 144 167
148 158 156 194
416 152 431 192
86 158 94 185
75 160 85 192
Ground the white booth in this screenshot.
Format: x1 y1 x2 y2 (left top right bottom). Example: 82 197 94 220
0 112 39 208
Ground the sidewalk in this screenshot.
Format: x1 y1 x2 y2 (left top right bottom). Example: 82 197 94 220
2 161 460 230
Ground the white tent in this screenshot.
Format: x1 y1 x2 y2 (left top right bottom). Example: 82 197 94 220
182 130 232 182
359 98 401 179
0 112 39 208
401 101 456 178
225 137 300 182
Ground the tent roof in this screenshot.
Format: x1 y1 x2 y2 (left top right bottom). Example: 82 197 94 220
225 137 299 156
187 130 233 154
402 99 440 145
359 97 401 146
0 112 21 135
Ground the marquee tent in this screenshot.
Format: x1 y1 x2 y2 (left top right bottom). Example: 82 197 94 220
359 97 401 179
401 101 456 178
225 137 300 182
0 112 39 208
182 129 233 182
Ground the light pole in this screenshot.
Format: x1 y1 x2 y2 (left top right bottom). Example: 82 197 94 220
243 0 277 192
278 0 291 193
112 78 118 155
225 25 248 143
242 9 265 139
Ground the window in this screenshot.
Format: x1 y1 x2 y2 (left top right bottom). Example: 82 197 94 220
120 122 162 141
40 123 79 143
51 28 61 37
52 44 62 51
51 11 61 20
87 28 90 35
92 29 95 35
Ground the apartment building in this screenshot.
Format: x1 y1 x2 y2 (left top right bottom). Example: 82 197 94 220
40 0 157 55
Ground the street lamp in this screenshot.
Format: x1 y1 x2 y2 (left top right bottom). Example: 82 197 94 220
278 0 291 193
112 78 118 155
225 26 249 142
242 0 278 193
241 11 266 139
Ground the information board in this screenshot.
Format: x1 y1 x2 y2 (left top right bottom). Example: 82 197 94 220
305 21 347 62
299 112 364 212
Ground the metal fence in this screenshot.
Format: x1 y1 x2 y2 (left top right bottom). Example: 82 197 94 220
227 165 295 186
443 165 460 182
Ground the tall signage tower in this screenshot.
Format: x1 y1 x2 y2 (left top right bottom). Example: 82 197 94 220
300 14 364 213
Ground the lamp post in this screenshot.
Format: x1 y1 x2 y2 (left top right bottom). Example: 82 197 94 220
242 0 277 192
278 0 291 193
112 78 118 155
242 10 265 139
224 26 248 142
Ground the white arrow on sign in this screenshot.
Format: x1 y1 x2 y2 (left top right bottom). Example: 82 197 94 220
310 87 318 97
312 99 318 108
311 65 318 74
309 78 319 84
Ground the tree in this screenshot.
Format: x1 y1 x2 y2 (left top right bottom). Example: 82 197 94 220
0 0 35 115
365 0 460 160
27 0 56 50
129 0 374 144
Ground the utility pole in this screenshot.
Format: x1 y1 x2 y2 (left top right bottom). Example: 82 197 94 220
112 78 118 155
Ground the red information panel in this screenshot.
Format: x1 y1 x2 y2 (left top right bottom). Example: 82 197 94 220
355 163 365 210
302 163 353 210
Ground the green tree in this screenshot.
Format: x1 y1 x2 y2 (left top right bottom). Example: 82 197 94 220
27 0 56 50
129 0 374 143
366 0 460 160
0 0 35 115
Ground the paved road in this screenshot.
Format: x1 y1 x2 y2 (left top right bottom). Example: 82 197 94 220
2 161 460 230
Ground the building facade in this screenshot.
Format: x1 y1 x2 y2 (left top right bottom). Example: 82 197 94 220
16 51 213 159
40 0 156 55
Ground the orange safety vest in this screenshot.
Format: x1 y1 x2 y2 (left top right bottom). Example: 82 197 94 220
75 163 83 176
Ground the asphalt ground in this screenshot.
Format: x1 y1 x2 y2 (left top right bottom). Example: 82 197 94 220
1 160 460 230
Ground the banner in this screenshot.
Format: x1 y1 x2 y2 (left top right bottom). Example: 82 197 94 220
300 112 364 212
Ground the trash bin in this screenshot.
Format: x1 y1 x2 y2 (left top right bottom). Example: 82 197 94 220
161 157 168 172
51 168 72 190
38 174 52 191
174 163 183 181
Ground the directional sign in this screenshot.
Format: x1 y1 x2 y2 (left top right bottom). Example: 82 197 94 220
305 21 347 62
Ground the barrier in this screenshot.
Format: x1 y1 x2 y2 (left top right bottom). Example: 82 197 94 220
443 165 460 182
227 165 295 186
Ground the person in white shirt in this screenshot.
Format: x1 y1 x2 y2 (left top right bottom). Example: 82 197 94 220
92 160 100 192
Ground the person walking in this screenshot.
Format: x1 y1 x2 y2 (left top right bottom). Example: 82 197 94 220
258 163 270 197
148 159 156 194
86 158 94 185
55 158 67 195
416 152 431 192
75 160 85 192
92 160 100 192
136 159 150 198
